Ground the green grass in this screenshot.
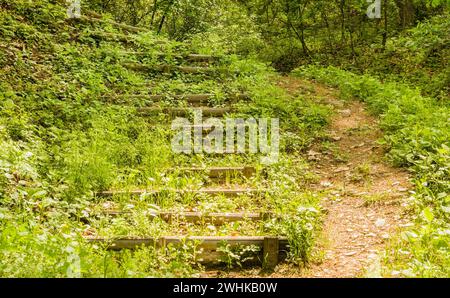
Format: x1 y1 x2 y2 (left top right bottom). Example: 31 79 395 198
0 1 331 276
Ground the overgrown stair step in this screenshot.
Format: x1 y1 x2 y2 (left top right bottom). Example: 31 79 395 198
122 52 219 62
106 93 250 105
99 211 275 224
77 15 148 34
175 166 256 178
186 54 219 63
96 188 264 198
149 124 218 132
82 31 166 45
138 107 233 117
86 236 287 268
122 63 234 75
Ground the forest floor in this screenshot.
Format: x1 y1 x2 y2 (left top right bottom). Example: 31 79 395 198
206 76 413 278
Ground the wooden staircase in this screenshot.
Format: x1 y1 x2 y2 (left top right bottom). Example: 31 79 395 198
75 15 287 270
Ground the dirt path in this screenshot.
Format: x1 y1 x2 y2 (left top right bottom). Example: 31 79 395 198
205 76 412 278
277 76 413 277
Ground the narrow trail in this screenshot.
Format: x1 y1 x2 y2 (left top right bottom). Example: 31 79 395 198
204 76 413 278
277 76 413 277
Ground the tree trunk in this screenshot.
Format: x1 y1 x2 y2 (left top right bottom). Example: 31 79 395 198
157 14 166 34
157 0 175 35
382 0 388 49
339 0 346 44
151 0 158 26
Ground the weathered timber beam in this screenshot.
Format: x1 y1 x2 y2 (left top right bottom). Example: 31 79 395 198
122 63 228 75
86 236 288 267
79 16 148 33
177 166 256 178
100 211 274 225
105 93 249 104
137 107 233 117
96 188 262 198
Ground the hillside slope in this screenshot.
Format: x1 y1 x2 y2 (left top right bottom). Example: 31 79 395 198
0 0 331 277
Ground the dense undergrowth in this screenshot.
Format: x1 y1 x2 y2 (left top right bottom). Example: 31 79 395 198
177 1 449 100
1 0 448 278
295 66 449 277
0 1 331 276
361 14 449 100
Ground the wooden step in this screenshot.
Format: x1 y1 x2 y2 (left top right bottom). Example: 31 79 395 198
162 211 273 224
107 93 249 104
86 32 166 45
168 65 216 74
186 54 218 62
122 63 225 75
106 82 156 90
96 188 262 198
183 124 215 132
114 93 214 102
87 31 134 43
148 124 217 132
88 236 287 250
177 166 256 179
79 15 148 34
101 211 274 225
121 52 218 62
86 236 287 268
138 107 233 117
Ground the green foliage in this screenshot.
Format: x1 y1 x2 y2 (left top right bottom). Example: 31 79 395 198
2 0 447 278
0 0 332 276
0 219 199 277
82 0 449 97
369 14 450 98
217 243 261 269
270 206 321 265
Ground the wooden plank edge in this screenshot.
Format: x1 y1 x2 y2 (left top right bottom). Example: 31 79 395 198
137 107 233 117
97 211 274 224
119 52 219 62
122 63 235 75
78 15 148 33
103 93 249 102
86 236 289 266
95 188 264 198
176 166 256 178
